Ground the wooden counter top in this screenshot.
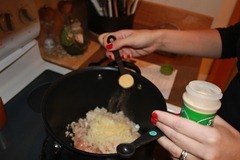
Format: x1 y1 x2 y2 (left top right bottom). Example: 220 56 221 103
40 40 100 70
135 54 200 107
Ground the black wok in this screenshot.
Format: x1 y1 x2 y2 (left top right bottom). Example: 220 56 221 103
42 66 167 160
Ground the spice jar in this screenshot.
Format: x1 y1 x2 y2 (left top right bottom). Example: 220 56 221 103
180 80 223 126
38 5 57 51
58 0 88 55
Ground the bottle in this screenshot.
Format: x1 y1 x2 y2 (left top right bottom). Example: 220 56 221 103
58 0 88 55
180 80 223 126
38 5 57 51
0 97 6 129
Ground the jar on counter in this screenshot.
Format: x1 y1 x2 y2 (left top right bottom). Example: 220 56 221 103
58 0 88 55
60 18 88 55
38 5 57 51
180 80 223 126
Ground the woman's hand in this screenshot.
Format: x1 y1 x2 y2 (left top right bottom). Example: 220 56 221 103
152 111 240 160
98 29 223 59
98 29 160 59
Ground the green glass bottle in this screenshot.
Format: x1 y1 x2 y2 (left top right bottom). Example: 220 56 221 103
58 0 88 55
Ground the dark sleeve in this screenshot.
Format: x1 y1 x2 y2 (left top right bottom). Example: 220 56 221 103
217 22 240 58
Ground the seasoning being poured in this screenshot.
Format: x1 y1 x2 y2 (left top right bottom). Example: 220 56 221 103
107 35 134 89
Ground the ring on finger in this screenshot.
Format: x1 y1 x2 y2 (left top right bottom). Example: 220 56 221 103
179 150 188 160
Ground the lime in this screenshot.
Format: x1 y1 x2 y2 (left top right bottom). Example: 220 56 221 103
160 64 174 75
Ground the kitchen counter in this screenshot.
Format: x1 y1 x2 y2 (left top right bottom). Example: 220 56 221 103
137 54 200 107
39 40 101 70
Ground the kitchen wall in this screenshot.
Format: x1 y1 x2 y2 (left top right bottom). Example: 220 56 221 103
145 0 237 27
35 0 58 9
145 0 221 17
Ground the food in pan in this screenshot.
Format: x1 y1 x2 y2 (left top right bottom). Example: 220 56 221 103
65 107 140 154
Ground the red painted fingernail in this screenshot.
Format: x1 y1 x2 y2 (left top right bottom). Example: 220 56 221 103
175 113 180 116
110 54 114 59
151 117 157 125
122 54 128 59
152 112 158 119
106 43 113 50
127 54 132 58
107 54 113 59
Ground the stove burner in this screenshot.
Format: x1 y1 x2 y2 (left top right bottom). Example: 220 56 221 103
1 70 62 160
28 83 51 113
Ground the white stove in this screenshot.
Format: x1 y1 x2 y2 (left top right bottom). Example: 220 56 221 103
0 0 70 104
0 40 70 104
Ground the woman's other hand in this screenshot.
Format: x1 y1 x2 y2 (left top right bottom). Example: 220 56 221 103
152 111 240 160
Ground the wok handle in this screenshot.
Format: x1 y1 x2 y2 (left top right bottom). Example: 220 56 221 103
107 61 141 75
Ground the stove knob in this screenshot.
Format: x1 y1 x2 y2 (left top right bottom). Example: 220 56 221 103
19 8 34 23
0 13 14 32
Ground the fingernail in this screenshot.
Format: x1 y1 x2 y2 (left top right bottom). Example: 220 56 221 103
152 112 158 119
121 54 127 59
109 54 114 59
175 113 180 116
127 54 132 58
106 53 113 59
106 43 113 50
151 117 157 125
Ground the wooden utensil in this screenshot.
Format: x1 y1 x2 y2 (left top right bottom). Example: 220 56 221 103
113 0 118 17
127 0 135 15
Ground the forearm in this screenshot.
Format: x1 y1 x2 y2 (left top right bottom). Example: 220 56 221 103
153 29 222 58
